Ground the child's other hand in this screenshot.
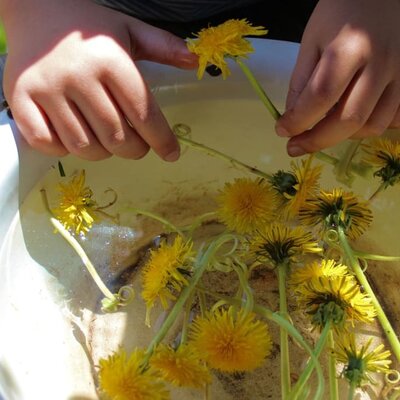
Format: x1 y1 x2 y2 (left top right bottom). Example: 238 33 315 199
2 0 197 161
275 0 400 157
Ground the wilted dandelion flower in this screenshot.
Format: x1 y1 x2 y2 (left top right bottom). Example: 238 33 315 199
189 307 272 372
270 158 322 219
296 275 376 329
289 259 351 287
217 177 276 234
362 138 400 188
334 333 392 387
299 188 373 240
150 343 211 388
98 348 169 400
249 223 322 266
187 19 267 79
52 170 98 235
141 236 193 324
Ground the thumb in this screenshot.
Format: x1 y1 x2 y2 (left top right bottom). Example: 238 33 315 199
127 18 198 69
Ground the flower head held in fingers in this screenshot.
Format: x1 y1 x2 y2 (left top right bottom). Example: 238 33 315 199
189 306 272 372
217 177 276 234
187 19 267 79
299 188 373 240
141 235 194 325
98 348 169 400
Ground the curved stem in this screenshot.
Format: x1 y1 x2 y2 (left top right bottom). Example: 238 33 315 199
352 250 400 262
232 262 254 315
177 135 272 180
328 330 339 400
334 139 363 185
338 226 400 363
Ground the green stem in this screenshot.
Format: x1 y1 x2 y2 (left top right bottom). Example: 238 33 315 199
180 291 195 345
181 211 218 236
352 250 400 262
278 262 291 399
232 262 254 315
334 140 363 185
369 181 387 202
177 135 272 180
235 58 281 120
347 380 356 400
328 330 339 400
338 226 400 363
289 321 332 400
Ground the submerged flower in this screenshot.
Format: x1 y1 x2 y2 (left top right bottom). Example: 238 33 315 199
270 158 322 219
52 170 98 235
217 177 276 234
334 333 392 386
289 259 351 287
141 236 193 323
98 348 169 400
189 307 272 372
249 223 322 266
296 275 376 329
362 138 400 188
299 188 373 240
150 343 211 388
187 19 267 79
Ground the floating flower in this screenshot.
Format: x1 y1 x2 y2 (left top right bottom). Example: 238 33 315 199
150 343 211 388
296 275 376 330
334 333 392 387
189 307 272 372
298 188 373 240
187 19 267 79
362 138 400 188
141 236 193 324
289 259 351 287
249 223 322 266
269 158 322 219
98 348 169 400
52 170 98 235
217 177 276 234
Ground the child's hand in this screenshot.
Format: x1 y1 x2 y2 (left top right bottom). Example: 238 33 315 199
275 0 400 157
2 0 197 161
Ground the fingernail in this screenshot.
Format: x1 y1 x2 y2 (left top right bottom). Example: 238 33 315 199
164 149 180 162
276 124 290 137
287 144 306 157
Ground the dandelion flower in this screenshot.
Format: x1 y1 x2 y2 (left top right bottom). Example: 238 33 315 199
299 188 373 240
52 170 98 235
363 138 400 188
217 178 276 234
187 19 267 79
289 259 351 287
189 307 272 372
296 275 376 329
141 236 193 323
249 223 322 266
98 348 169 400
334 333 392 386
270 158 322 219
150 343 211 388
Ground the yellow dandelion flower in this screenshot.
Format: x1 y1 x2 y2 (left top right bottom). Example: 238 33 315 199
52 170 98 235
270 158 322 219
141 236 193 322
249 223 322 266
98 348 169 400
150 343 211 388
189 307 272 372
296 275 376 329
334 333 392 386
217 178 276 234
187 19 267 79
362 138 400 188
298 188 373 240
289 259 351 287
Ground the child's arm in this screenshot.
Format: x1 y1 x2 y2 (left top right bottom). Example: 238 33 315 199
276 0 400 157
0 0 197 161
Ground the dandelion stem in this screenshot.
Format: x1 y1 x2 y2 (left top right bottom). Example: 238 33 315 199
369 181 387 202
181 211 218 236
338 226 400 363
278 262 291 398
328 330 339 400
234 58 281 120
233 262 254 315
289 320 331 400
177 135 272 180
334 140 363 186
347 380 356 400
352 250 400 262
